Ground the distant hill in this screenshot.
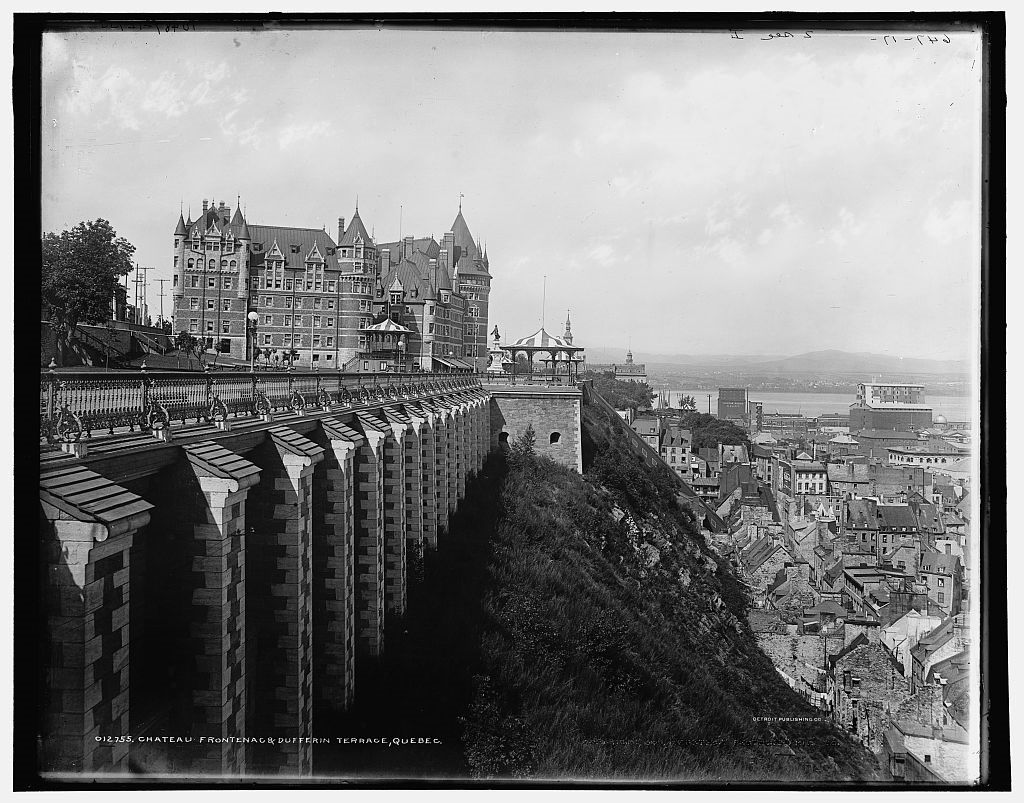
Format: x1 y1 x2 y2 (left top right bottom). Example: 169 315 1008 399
587 348 967 376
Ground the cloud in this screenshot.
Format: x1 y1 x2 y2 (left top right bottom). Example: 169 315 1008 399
278 121 332 150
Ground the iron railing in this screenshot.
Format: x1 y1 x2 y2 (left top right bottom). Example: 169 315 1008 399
39 361 483 445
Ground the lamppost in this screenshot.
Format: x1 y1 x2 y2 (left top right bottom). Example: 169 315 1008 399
398 337 406 374
247 311 259 372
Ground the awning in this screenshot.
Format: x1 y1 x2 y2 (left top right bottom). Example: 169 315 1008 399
432 357 458 371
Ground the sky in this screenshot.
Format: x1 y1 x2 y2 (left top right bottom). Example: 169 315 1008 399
39 22 983 363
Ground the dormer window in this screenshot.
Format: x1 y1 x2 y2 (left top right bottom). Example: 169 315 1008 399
290 244 301 254
441 292 450 304
390 292 402 305
253 243 263 252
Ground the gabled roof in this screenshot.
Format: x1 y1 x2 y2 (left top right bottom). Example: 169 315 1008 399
911 618 956 660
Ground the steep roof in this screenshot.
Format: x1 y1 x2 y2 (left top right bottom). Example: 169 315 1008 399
248 225 340 271
740 535 785 574
877 504 919 530
174 212 187 236
339 209 372 246
846 498 878 528
919 552 960 576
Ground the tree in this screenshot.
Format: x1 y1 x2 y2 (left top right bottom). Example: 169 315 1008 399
174 331 197 369
508 423 537 468
679 395 698 413
580 370 655 411
42 219 136 366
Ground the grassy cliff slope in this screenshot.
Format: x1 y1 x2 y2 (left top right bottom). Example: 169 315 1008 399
459 393 880 782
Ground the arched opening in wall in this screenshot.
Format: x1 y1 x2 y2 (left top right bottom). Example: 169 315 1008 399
499 431 509 446
549 432 561 444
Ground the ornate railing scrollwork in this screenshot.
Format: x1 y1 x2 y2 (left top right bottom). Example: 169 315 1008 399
316 387 332 408
359 386 372 404
209 393 229 423
289 389 307 413
54 403 84 443
145 397 171 432
338 387 353 406
253 386 273 417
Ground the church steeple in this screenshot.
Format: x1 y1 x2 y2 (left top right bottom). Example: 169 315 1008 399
563 310 573 345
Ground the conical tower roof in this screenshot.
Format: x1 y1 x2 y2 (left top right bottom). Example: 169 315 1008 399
450 209 478 260
174 212 187 236
230 206 251 240
339 208 371 246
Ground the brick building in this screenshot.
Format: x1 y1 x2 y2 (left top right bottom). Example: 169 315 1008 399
171 199 491 370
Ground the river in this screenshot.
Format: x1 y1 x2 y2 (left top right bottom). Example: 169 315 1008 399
662 390 974 422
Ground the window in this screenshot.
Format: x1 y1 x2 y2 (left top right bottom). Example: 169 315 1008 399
380 361 388 371
326 318 334 327
266 297 274 307
937 592 945 604
285 279 293 291
550 432 561 444
313 335 321 347
173 275 178 287
313 316 321 328
220 259 227 268
327 299 335 310
314 298 322 310
223 277 231 289
326 336 333 347
173 255 179 268
221 321 230 334
189 298 199 310
207 299 215 310
263 334 271 345
191 275 199 288
222 300 231 311
264 315 272 325
189 319 198 333
938 578 945 587
285 297 292 308
284 316 292 327
363 361 369 370
206 320 214 332
208 277 216 288
327 281 336 293
230 260 237 268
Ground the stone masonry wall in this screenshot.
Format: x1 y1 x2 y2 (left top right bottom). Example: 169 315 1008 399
489 393 583 472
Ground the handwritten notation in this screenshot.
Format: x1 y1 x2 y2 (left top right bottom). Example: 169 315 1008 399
98 21 198 34
728 30 953 47
870 34 952 46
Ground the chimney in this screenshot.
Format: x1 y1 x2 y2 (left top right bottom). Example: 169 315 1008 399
403 236 414 259
380 248 390 273
338 217 345 242
843 619 880 647
202 198 209 214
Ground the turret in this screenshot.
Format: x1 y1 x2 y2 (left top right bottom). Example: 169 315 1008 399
563 310 573 345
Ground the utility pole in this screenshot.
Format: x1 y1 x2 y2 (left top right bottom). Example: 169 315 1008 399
138 264 150 325
156 279 169 328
